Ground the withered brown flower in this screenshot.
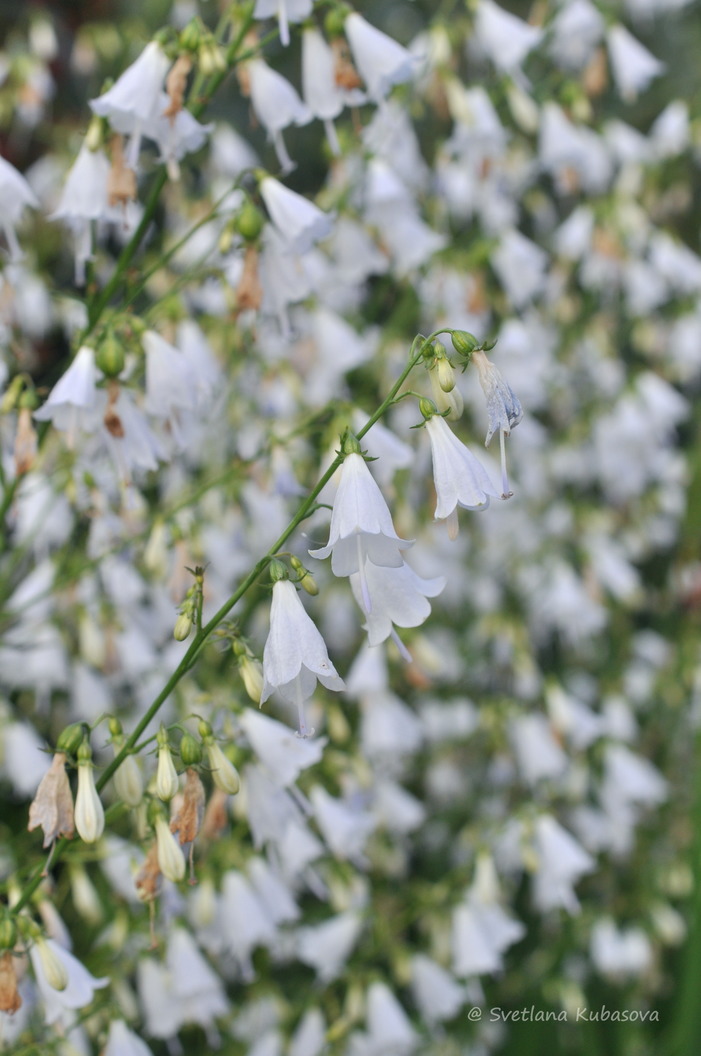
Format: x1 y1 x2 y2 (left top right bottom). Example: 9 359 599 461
27 752 75 848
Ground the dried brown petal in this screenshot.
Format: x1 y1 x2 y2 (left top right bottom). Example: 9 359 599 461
200 788 229 841
332 38 363 91
28 752 75 848
107 134 137 208
135 842 162 903
14 407 38 477
163 54 193 122
0 953 21 1015
170 768 205 845
236 245 262 312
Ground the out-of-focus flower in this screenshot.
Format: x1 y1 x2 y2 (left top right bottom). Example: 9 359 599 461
0 154 39 259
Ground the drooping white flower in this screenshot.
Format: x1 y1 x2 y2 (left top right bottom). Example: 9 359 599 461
254 0 313 48
302 27 364 154
365 981 418 1055
310 785 375 862
471 348 523 497
410 955 465 1024
146 93 213 180
260 576 344 735
473 0 543 74
548 0 604 71
0 153 39 259
30 938 109 1026
34 346 101 443
89 41 171 167
350 558 445 652
165 927 229 1033
239 707 326 786
531 814 595 913
606 24 664 102
289 1008 327 1056
104 1019 154 1056
220 870 277 979
344 13 417 103
51 145 111 284
259 176 334 255
247 58 312 174
309 451 413 609
143 329 197 445
296 910 364 982
424 413 499 538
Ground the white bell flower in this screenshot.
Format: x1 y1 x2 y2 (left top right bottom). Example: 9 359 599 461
473 0 543 74
424 413 500 538
146 93 213 180
350 557 445 652
296 910 364 982
259 176 334 255
302 27 364 155
89 41 171 167
261 577 344 736
30 937 109 1026
34 346 101 443
104 1019 154 1056
289 1008 326 1056
471 348 523 497
410 955 465 1024
51 145 111 284
239 708 326 786
143 329 197 444
365 981 418 1055
309 451 413 609
0 154 39 259
74 748 105 843
606 24 664 102
247 58 312 174
531 814 595 914
344 13 417 103
254 0 312 48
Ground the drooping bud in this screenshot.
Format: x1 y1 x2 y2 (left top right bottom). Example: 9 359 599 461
450 329 479 358
111 735 144 808
180 732 203 768
290 556 319 596
238 653 264 703
155 726 179 802
154 815 186 882
75 741 105 843
56 722 87 758
95 332 126 378
204 740 240 795
436 356 456 393
173 610 193 641
236 200 265 243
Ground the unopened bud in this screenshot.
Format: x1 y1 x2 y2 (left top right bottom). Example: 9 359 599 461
179 18 202 52
1 375 24 414
56 722 86 758
112 737 144 808
419 397 438 421
173 611 193 641
154 816 186 882
95 334 125 378
239 654 264 703
290 556 319 595
436 357 456 393
0 917 17 951
450 329 479 357
198 39 225 75
155 729 179 801
180 732 203 767
236 201 265 242
205 740 240 795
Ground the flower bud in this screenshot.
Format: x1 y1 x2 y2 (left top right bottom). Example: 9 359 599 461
180 732 203 767
236 201 265 242
154 816 186 882
69 865 103 925
56 722 86 758
450 329 479 357
179 17 202 52
0 376 24 414
204 740 240 795
173 611 193 641
419 397 438 420
238 654 264 703
436 357 456 393
0 917 17 951
96 333 125 378
112 739 144 808
155 728 179 802
75 745 105 843
35 937 68 992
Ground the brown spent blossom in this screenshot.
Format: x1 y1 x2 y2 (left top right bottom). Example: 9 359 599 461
135 842 162 903
103 379 125 438
170 768 205 846
236 245 263 312
200 788 229 842
163 54 193 123
14 407 38 476
332 38 364 91
0 953 21 1015
28 752 75 848
107 134 137 209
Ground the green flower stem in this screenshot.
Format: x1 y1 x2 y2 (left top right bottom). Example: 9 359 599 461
11 332 435 916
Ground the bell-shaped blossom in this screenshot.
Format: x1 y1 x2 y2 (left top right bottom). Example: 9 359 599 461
30 938 108 1026
302 28 364 154
261 578 344 735
143 329 197 446
310 785 375 862
473 0 543 74
259 176 334 255
165 928 229 1032
247 58 312 174
51 145 111 283
606 24 664 102
296 910 364 982
239 708 326 786
220 870 277 979
350 558 445 651
100 384 165 482
104 1019 154 1056
424 414 500 537
0 154 39 259
410 955 465 1024
471 348 523 497
309 452 413 609
365 982 418 1055
531 814 595 913
254 0 312 48
548 0 603 71
289 1009 326 1056
34 346 101 443
90 41 170 167
146 94 213 180
344 13 417 103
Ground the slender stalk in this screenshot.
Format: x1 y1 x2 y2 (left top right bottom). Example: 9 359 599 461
11 334 434 915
